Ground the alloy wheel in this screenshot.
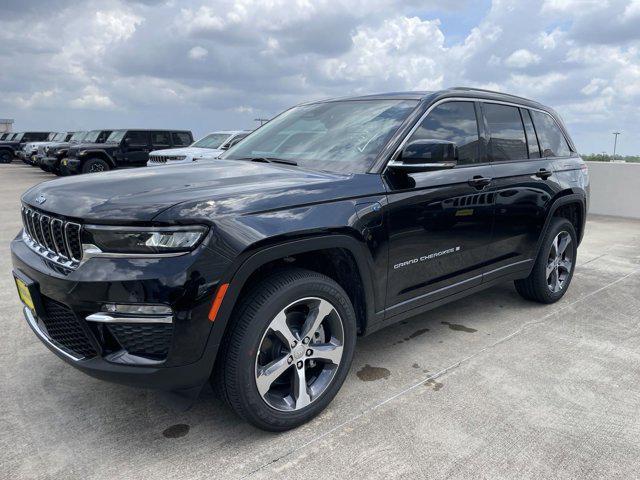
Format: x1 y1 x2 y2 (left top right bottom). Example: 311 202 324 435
255 297 344 412
546 231 573 293
89 163 105 173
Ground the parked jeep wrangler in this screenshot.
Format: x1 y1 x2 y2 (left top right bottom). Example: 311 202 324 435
41 130 112 174
0 132 51 163
12 88 588 431
22 132 68 166
63 129 194 174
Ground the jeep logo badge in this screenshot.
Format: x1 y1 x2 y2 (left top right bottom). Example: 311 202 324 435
35 194 46 205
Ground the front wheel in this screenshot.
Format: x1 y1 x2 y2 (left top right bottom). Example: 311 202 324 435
82 158 110 174
515 217 577 303
0 150 12 163
214 268 357 431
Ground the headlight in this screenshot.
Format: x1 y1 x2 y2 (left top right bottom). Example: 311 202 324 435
79 150 87 156
83 225 208 254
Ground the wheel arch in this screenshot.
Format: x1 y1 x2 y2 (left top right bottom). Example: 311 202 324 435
210 235 379 350
83 150 115 168
535 191 586 259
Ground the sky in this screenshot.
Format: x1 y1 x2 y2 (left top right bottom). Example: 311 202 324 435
1 0 639 155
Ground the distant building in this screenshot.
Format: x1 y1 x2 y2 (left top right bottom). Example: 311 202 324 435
0 119 14 133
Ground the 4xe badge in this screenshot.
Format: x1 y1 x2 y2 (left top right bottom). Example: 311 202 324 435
35 194 46 205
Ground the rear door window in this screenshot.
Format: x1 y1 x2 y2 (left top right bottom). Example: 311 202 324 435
172 132 192 146
407 101 481 165
530 110 571 157
151 131 171 147
125 131 149 146
483 103 527 161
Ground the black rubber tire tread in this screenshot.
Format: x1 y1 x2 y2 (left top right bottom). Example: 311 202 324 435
212 267 357 431
82 157 110 174
515 217 577 304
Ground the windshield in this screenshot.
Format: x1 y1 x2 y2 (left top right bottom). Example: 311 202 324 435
83 130 102 143
47 132 57 141
224 99 418 173
192 133 232 149
106 130 126 143
52 132 66 141
70 131 86 142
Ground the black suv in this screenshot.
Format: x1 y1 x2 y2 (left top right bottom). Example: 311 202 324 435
41 130 112 175
63 129 194 174
0 132 51 163
11 88 588 431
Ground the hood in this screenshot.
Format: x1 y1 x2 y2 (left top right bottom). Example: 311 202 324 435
70 142 114 151
150 146 222 158
21 160 383 223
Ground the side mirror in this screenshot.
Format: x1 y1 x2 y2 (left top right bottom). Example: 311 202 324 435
388 139 457 172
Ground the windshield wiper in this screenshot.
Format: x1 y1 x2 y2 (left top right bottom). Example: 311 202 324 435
238 156 298 166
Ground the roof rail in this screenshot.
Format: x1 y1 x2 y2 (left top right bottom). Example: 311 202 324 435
449 86 535 103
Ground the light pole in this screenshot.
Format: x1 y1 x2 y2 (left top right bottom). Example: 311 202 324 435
612 132 620 162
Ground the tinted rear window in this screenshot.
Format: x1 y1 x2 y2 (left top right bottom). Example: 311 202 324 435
530 110 571 157
125 131 149 146
484 103 527 161
172 132 192 146
151 131 171 146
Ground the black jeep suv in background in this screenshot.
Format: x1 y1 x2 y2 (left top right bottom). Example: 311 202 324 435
0 132 51 163
41 130 112 175
11 88 588 431
63 129 193 174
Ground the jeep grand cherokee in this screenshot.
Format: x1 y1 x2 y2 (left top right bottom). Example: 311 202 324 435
11 88 588 431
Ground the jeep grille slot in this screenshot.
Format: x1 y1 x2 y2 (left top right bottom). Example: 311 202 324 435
21 206 83 268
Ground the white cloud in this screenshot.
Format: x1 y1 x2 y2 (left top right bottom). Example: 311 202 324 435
322 16 447 91
2 0 640 155
70 86 115 109
188 46 208 60
504 49 541 68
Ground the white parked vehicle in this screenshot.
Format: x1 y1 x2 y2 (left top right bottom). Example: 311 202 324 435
147 130 251 166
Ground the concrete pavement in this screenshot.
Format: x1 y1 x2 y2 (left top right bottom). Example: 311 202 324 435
1 161 639 479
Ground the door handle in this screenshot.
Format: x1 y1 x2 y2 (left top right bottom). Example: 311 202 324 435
535 168 552 180
468 175 492 189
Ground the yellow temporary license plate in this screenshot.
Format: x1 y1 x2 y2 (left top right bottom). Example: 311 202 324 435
15 276 35 311
62 158 68 166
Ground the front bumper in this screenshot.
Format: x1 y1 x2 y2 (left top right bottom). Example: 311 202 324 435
63 157 81 174
11 233 229 391
41 156 60 170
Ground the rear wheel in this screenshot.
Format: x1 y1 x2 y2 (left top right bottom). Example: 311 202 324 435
82 158 110 174
213 268 357 431
515 217 577 303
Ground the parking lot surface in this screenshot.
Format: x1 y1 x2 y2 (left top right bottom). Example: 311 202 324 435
1 162 639 480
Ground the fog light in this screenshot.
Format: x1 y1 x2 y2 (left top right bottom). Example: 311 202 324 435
103 303 172 315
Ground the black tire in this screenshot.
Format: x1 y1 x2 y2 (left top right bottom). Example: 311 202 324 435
213 268 357 431
515 217 577 304
82 158 110 174
0 150 12 164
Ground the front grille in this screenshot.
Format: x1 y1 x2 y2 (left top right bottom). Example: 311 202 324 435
22 206 83 268
148 155 186 164
40 296 97 359
107 324 173 359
